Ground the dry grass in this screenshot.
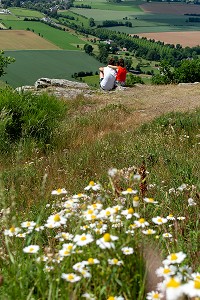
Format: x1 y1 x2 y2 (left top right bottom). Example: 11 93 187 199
0 30 60 50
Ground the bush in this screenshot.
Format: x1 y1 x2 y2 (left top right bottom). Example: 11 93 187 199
0 88 67 152
125 73 144 87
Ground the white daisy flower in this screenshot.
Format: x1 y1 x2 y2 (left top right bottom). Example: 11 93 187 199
82 293 96 299
51 188 67 195
156 265 177 278
162 233 172 238
84 258 100 265
78 268 91 278
108 168 118 177
166 214 175 220
23 245 40 254
107 295 124 300
121 207 135 219
146 291 164 299
163 252 186 265
177 216 185 221
84 181 101 191
61 273 81 282
122 188 138 195
182 279 200 298
21 221 36 229
143 198 158 204
96 233 118 249
152 216 168 225
134 218 149 228
108 258 123 266
55 232 74 241
73 233 94 246
133 196 140 207
73 261 86 271
45 213 67 228
121 247 134 255
142 229 156 235
72 193 87 199
165 277 184 300
98 207 116 219
4 226 21 236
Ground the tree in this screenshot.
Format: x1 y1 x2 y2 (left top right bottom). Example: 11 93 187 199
89 18 95 27
0 51 15 78
83 44 94 55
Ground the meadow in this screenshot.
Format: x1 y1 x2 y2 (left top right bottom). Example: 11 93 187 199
2 20 85 50
0 87 199 299
2 50 100 88
73 0 142 11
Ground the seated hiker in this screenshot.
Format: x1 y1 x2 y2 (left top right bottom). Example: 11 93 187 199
99 57 117 91
108 58 127 87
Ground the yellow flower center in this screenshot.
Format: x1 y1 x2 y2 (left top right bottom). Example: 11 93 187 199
54 214 61 222
64 250 70 255
166 277 180 288
194 280 200 289
89 181 95 186
106 211 111 216
67 274 74 280
81 236 86 241
149 198 154 202
153 294 160 299
57 188 62 193
147 229 153 234
127 188 133 193
88 258 94 264
29 247 34 252
157 218 163 223
128 208 134 214
103 233 111 242
26 222 31 227
107 297 115 300
133 196 139 201
139 218 145 223
196 275 200 280
10 226 15 233
170 253 178 261
91 215 96 219
168 214 173 217
113 258 118 264
163 268 170 274
77 193 82 197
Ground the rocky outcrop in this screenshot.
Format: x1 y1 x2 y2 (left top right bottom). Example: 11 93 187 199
15 78 96 99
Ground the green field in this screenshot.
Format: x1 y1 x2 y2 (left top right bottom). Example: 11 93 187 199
2 20 85 49
10 7 44 18
2 50 101 88
73 0 142 11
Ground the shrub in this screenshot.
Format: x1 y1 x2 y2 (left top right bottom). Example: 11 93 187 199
0 88 67 151
125 73 144 87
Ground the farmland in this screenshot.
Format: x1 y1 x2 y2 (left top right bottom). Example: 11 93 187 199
0 30 60 50
2 50 100 88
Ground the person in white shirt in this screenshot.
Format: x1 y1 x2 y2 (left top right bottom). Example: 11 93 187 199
99 58 116 91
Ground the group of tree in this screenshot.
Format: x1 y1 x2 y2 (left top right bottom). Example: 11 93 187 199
97 20 132 28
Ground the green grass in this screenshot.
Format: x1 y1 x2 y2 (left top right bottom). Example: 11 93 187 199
58 10 89 27
73 0 142 11
9 7 44 18
2 50 101 88
2 20 85 49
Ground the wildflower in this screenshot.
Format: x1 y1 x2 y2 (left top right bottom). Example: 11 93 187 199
99 207 116 219
146 291 164 299
182 279 200 298
177 216 185 221
122 188 138 195
133 174 141 181
107 296 124 300
156 265 177 278
73 233 94 246
73 261 86 271
55 232 74 242
23 245 40 254
84 181 101 191
152 216 167 225
51 188 67 195
166 214 175 221
121 207 135 219
72 193 87 199
4 226 21 236
45 213 67 228
162 233 172 238
121 247 134 255
163 252 186 265
59 243 76 256
165 277 183 300
177 183 187 192
16 233 27 238
133 196 140 207
143 198 158 204
61 273 81 282
108 258 123 266
134 218 149 228
21 221 36 229
188 197 197 206
84 258 100 265
82 292 96 299
44 265 54 272
96 233 118 249
142 229 156 235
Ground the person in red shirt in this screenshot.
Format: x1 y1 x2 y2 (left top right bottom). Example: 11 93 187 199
108 58 127 87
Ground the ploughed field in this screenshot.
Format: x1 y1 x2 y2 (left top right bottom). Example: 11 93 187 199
140 2 200 14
